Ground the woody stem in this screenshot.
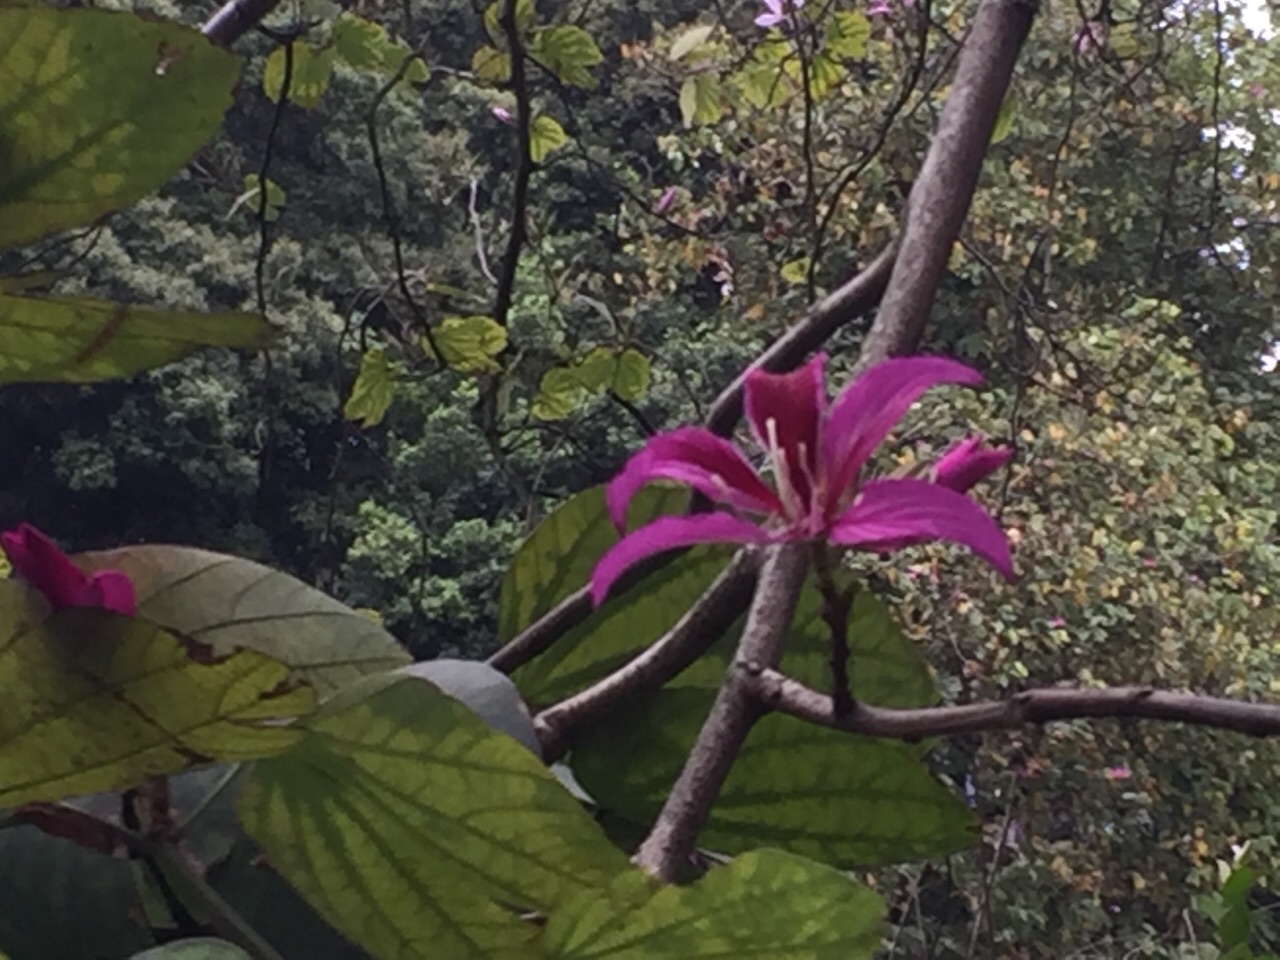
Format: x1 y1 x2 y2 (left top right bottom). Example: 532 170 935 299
812 540 854 719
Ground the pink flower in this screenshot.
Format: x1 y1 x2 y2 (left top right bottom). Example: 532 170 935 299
932 436 1012 493
1046 616 1066 628
867 0 893 15
491 106 514 124
653 186 678 216
1 524 135 615
1103 764 1132 781
591 354 1014 604
755 0 804 29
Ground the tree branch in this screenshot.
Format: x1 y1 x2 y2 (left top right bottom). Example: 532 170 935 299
753 670 1280 740
533 548 762 762
492 0 534 330
866 0 1039 360
202 0 282 47
632 543 808 884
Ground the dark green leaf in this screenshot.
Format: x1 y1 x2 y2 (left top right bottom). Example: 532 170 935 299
130 940 252 960
530 25 603 89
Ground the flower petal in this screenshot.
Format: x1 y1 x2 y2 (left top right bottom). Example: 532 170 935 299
822 357 986 505
1 523 92 609
744 353 827 509
932 436 1012 492
605 427 781 529
829 477 1014 580
82 570 137 617
591 514 769 605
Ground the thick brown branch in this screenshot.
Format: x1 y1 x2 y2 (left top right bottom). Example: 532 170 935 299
753 669 1280 740
632 543 808 884
533 549 762 762
866 0 1039 360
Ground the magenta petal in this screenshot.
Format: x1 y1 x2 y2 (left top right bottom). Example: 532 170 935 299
822 357 986 506
932 437 1012 492
82 570 137 616
591 514 769 605
1 523 92 609
829 478 1014 580
744 353 827 505
605 427 782 529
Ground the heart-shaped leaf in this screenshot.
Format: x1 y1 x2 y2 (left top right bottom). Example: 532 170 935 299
0 583 315 807
237 674 628 960
0 7 239 250
540 850 884 958
400 659 540 755
78 546 410 696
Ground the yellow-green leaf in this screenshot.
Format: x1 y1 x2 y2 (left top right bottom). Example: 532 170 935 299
471 44 511 82
991 93 1016 145
680 74 722 127
0 294 273 384
435 315 508 372
807 52 845 100
668 23 715 61
530 25 603 89
344 347 399 426
238 674 628 960
0 7 239 250
0 583 315 808
77 545 410 697
483 0 537 43
825 11 870 59
541 851 884 958
530 114 570 163
262 42 335 108
533 366 586 420
332 13 426 82
613 348 650 401
232 173 285 222
780 257 810 285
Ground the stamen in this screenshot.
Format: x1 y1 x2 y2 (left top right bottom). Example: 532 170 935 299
765 417 801 520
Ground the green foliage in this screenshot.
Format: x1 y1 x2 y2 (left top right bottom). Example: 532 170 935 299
679 74 721 127
332 12 428 82
262 42 335 108
530 114 571 163
130 941 252 960
529 25 603 89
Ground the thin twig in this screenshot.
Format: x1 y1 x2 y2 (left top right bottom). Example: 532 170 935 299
202 0 283 47
632 544 809 883
752 670 1280 740
469 178 500 287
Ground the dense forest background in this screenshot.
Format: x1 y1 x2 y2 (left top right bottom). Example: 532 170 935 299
2 0 1278 953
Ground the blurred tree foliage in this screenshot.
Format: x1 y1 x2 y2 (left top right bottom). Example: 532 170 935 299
0 0 1276 952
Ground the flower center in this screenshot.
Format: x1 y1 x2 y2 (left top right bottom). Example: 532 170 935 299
764 417 804 522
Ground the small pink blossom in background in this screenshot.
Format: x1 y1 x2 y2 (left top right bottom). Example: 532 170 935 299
591 353 1014 604
1046 616 1066 628
1142 557 1157 568
867 0 893 15
755 0 804 28
1249 84 1266 98
1103 764 1132 781
1 523 135 616
491 106 514 124
1073 20 1108 57
653 186 677 216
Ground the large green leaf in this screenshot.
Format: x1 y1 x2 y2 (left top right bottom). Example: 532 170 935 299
540 850 884 958
530 114 570 164
237 674 628 960
0 294 273 384
401 659 540 755
0 7 238 250
78 545 410 697
571 582 975 866
497 484 688 640
261 42 335 108
435 315 508 373
0 583 315 807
